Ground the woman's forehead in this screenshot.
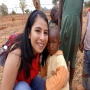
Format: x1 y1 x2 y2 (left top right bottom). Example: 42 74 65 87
32 17 48 30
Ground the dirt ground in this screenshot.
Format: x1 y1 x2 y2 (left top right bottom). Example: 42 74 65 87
0 8 88 90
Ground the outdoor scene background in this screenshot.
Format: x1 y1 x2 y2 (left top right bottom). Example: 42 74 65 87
0 0 90 89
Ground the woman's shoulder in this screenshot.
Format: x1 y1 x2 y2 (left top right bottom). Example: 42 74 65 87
9 48 21 57
5 48 21 71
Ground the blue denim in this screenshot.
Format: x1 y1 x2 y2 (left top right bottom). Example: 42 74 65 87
14 81 31 90
82 50 90 90
14 75 45 90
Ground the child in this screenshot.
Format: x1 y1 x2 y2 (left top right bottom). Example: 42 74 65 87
49 6 59 27
41 26 69 90
58 0 84 89
79 8 90 90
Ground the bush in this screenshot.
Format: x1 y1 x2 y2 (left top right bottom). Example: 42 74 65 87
11 10 16 15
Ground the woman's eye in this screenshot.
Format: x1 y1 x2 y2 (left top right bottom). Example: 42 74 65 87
44 31 48 35
36 30 40 33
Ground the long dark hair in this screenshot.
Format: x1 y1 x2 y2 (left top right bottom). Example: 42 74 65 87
9 10 49 79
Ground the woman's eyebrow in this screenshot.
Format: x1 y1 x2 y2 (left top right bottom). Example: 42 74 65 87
35 27 48 31
45 29 48 31
35 27 41 29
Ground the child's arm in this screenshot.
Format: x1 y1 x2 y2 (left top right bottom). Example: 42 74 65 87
46 66 68 90
80 7 83 38
80 0 84 35
46 55 68 90
58 0 63 32
79 0 84 53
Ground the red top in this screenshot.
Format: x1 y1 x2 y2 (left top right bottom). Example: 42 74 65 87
88 8 90 12
16 54 39 84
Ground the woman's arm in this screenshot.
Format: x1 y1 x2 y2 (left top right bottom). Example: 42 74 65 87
1 48 21 90
58 0 63 32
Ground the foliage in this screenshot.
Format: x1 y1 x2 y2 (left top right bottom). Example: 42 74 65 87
19 0 27 14
84 0 90 7
11 10 16 14
52 0 59 6
0 3 8 16
25 9 30 14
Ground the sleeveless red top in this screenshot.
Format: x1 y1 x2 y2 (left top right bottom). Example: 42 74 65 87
16 54 39 84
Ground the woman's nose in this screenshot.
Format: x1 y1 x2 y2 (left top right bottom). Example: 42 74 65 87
40 33 45 41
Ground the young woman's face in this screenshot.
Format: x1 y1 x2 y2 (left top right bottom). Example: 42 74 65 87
29 16 48 55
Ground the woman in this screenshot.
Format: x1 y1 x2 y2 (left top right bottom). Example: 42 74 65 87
1 10 49 90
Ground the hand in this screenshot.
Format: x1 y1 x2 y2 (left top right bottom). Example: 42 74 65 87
40 66 47 78
79 40 84 53
51 70 56 75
